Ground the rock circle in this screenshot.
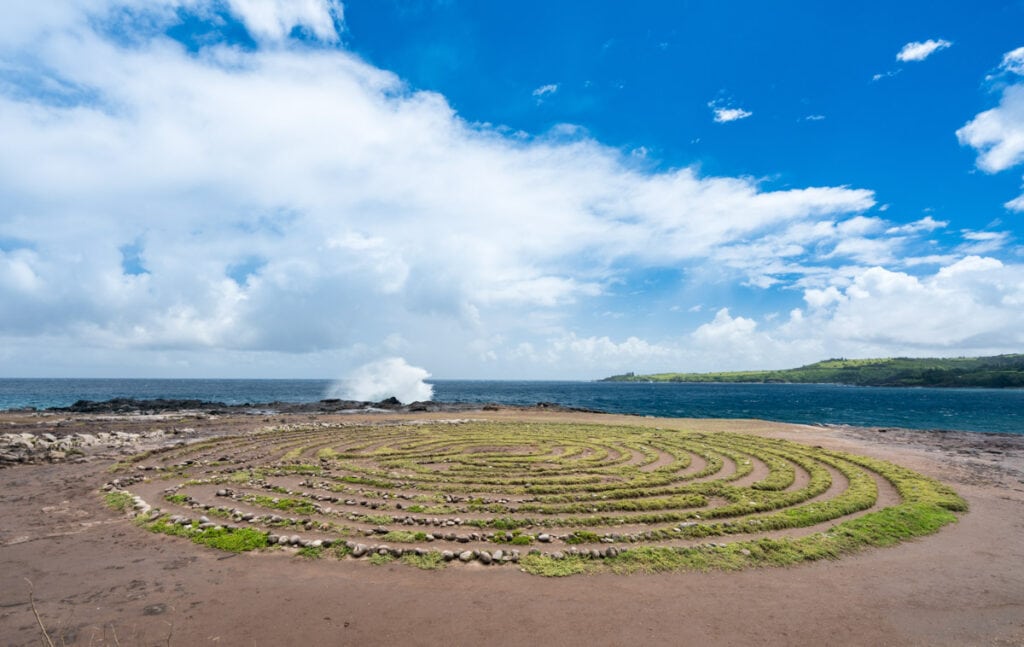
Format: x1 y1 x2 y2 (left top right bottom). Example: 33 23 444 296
105 420 966 574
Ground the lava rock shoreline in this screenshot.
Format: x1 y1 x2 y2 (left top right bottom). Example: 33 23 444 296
39 396 601 416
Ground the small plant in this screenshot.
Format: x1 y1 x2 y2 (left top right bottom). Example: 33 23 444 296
142 516 268 552
195 527 269 552
229 470 255 483
103 491 134 513
519 554 590 577
277 464 323 475
565 530 601 545
401 552 446 570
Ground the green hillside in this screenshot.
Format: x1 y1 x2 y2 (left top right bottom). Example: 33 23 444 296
601 354 1024 388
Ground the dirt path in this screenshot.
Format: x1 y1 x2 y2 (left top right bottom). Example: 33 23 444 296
1 411 1023 646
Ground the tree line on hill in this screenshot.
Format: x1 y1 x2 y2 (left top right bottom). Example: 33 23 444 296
601 354 1024 388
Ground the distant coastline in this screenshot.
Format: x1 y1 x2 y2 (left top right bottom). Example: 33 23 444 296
601 354 1024 388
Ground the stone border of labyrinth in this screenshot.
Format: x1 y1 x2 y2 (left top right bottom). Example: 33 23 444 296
101 420 967 577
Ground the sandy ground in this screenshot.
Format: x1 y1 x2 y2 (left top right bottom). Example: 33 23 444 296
1 409 1023 646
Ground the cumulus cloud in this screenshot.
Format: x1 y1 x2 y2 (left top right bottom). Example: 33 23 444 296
808 258 1024 350
0 2 877 364
547 257 1024 375
896 39 952 62
708 100 752 123
226 0 343 42
954 48 1024 211
958 49 1024 211
957 84 1024 173
692 308 757 345
1000 46 1024 76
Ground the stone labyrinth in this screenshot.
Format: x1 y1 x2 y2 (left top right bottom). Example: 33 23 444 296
105 420 966 575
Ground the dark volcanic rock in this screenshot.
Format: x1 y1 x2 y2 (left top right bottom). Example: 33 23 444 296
47 396 602 416
61 398 230 414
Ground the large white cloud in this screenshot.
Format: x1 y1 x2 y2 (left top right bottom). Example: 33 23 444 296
958 84 1024 173
958 46 1024 214
806 257 1024 349
0 2 1019 379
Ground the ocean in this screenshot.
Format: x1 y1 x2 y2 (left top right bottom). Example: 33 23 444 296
0 378 1021 435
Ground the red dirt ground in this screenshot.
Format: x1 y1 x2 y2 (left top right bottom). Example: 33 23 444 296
2 410 1022 646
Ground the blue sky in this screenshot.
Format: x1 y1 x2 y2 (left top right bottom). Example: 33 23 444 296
0 1 1022 380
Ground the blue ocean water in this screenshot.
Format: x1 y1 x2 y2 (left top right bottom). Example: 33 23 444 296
0 378 1020 435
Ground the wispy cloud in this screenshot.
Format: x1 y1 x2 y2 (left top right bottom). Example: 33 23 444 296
885 216 948 235
958 230 1009 255
531 83 559 106
871 69 901 82
532 83 558 97
896 38 952 62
